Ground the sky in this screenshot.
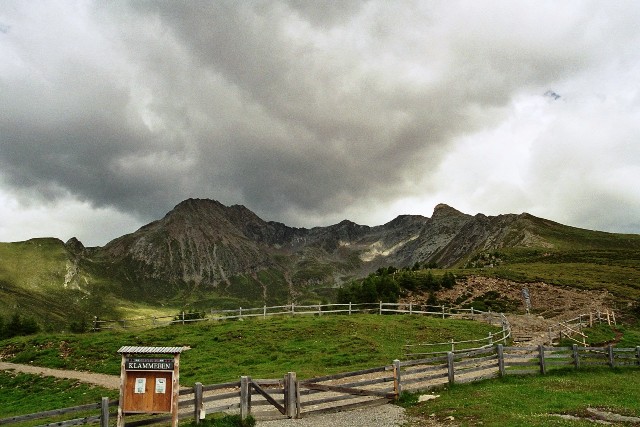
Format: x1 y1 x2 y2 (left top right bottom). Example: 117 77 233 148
1 1 640 247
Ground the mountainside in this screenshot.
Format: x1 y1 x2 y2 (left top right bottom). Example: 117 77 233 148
2 198 640 329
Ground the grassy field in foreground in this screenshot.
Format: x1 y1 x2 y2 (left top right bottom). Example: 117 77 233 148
406 367 640 427
0 371 117 419
0 314 498 384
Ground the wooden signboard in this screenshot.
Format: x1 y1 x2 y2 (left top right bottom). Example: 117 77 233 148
117 347 185 427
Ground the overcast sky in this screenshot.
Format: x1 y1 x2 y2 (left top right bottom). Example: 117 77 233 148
1 1 640 246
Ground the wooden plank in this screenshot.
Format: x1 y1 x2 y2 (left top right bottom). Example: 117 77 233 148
252 381 286 415
302 398 389 416
401 372 448 386
35 414 102 427
0 403 101 424
302 366 388 383
456 354 497 367
201 391 240 403
403 363 448 375
302 383 394 399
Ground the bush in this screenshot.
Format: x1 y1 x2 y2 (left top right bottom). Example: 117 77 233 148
185 414 255 427
0 314 40 339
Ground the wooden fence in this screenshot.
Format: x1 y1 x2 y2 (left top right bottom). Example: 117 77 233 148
92 302 502 330
4 344 638 426
547 310 617 346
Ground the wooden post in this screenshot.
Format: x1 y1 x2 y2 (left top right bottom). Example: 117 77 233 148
172 354 180 427
589 312 593 327
263 305 267 318
606 311 611 325
291 303 295 314
194 382 203 423
318 304 322 316
117 354 126 427
239 307 242 319
450 339 455 352
611 311 616 325
572 344 580 369
240 376 251 419
471 307 475 316
497 345 505 377
447 352 455 385
442 305 446 319
608 345 615 368
538 345 546 375
393 359 402 397
379 301 383 315
348 302 352 315
488 332 493 346
285 372 297 418
409 302 412 315
101 397 109 427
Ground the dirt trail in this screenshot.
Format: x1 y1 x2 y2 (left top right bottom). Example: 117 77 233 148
0 361 120 389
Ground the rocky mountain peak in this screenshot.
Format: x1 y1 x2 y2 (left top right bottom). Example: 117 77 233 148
432 203 468 219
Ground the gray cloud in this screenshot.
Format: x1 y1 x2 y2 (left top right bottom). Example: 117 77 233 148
1 1 640 244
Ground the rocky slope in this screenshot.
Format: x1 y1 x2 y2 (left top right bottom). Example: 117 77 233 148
92 199 573 296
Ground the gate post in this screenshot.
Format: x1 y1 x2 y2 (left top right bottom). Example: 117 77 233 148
194 382 203 423
284 372 298 418
393 359 402 397
496 345 505 377
447 352 455 385
240 376 251 419
538 345 546 375
101 397 109 427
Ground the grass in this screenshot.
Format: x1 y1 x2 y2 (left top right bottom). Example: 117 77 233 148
0 314 499 384
0 371 117 419
405 367 640 426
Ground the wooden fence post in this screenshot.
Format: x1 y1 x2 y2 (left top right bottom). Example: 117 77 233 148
291 303 295 314
239 307 242 319
194 382 203 423
349 302 352 315
101 397 109 427
538 345 546 375
497 345 505 377
393 359 402 397
240 376 251 419
284 372 298 418
263 305 267 318
447 352 455 385
442 305 446 319
572 344 580 369
409 302 412 315
379 301 383 315
608 345 615 368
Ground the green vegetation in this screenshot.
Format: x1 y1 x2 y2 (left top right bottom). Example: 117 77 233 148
405 367 640 426
0 314 40 339
0 371 117 418
185 415 255 427
0 314 498 384
458 247 640 301
337 267 456 304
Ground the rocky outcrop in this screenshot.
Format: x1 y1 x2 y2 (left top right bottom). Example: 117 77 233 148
93 199 562 294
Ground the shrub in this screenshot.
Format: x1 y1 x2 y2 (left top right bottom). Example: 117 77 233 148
185 414 255 427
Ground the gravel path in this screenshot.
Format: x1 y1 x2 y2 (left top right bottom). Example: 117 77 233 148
257 404 407 427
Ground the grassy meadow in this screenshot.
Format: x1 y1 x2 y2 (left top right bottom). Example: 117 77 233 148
405 367 640 426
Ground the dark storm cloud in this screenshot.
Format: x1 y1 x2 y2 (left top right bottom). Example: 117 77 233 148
1 0 640 244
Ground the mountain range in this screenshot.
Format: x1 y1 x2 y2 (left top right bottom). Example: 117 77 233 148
2 198 639 328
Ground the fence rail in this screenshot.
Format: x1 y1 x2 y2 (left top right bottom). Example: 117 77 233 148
92 302 502 330
4 345 639 426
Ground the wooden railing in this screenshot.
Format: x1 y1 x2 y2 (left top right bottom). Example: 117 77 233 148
5 344 638 425
92 302 502 329
547 310 617 345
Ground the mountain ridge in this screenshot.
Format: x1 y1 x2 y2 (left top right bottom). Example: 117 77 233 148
2 198 640 329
